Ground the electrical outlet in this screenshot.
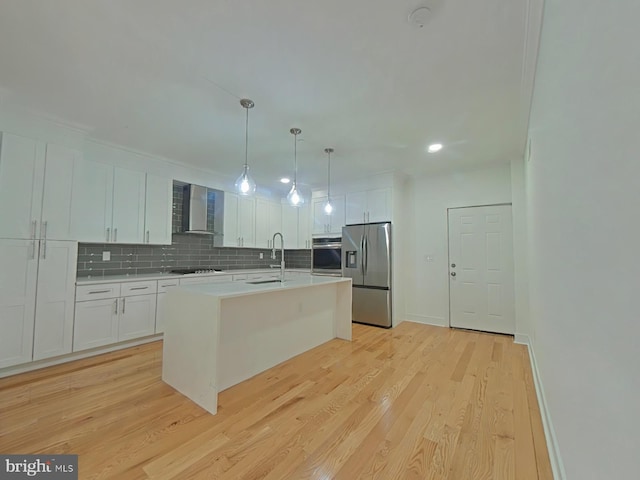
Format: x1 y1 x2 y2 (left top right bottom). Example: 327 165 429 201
259 253 263 259
102 251 111 261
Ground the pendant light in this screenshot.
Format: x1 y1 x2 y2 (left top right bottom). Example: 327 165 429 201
286 128 304 207
234 98 256 196
323 148 334 214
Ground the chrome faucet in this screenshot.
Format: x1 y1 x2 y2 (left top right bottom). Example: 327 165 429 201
271 232 285 282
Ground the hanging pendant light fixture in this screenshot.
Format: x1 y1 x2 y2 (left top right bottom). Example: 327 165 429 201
286 128 304 207
323 148 334 214
234 98 256 196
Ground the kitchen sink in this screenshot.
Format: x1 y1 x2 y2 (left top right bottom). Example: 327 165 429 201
246 279 283 285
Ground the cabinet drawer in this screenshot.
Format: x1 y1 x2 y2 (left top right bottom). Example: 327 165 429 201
76 283 121 301
121 280 158 297
157 279 180 293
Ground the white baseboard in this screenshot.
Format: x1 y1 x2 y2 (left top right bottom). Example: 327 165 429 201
519 335 566 480
404 314 447 327
0 335 163 379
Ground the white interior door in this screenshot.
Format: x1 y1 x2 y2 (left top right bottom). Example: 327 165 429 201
448 205 515 334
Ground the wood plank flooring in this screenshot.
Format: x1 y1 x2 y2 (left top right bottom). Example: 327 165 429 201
0 322 552 479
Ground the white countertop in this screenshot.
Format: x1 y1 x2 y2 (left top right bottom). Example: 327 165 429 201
176 275 351 300
76 268 311 285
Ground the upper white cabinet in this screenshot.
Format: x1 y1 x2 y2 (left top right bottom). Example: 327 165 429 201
0 133 76 241
256 199 283 248
223 193 256 247
282 203 311 249
70 161 147 243
144 174 172 245
312 195 345 235
345 187 391 224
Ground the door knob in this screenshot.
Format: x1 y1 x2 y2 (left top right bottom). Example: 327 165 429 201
450 272 456 277
451 263 456 268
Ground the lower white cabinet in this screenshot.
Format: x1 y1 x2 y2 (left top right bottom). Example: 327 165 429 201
73 281 158 352
0 238 76 368
155 279 180 333
73 298 119 351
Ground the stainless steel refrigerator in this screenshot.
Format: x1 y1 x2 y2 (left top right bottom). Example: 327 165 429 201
342 222 392 328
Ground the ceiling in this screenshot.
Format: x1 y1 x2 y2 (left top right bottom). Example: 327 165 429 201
0 0 540 193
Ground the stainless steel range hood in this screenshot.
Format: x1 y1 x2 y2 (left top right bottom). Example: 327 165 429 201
181 184 225 236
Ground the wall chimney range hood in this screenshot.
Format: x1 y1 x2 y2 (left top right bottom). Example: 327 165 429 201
181 184 224 238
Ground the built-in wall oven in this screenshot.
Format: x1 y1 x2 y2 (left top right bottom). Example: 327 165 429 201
311 236 342 276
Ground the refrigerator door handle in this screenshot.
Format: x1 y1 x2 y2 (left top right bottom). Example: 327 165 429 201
360 235 365 276
364 235 368 275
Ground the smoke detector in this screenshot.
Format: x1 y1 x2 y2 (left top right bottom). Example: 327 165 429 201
408 7 432 28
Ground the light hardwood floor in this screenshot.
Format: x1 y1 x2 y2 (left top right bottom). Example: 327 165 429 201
0 322 552 479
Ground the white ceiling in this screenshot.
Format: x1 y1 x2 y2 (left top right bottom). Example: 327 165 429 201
0 0 540 192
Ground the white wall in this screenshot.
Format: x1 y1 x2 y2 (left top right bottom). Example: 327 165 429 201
404 163 512 326
526 1 640 478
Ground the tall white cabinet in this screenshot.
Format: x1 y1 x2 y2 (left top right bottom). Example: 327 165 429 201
312 195 345 235
0 133 78 368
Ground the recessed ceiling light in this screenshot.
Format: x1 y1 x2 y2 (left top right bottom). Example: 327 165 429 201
427 143 443 153
280 177 291 184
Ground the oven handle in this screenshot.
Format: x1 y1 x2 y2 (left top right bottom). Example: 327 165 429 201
312 244 342 249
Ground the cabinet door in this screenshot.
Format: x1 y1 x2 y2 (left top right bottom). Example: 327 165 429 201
328 195 346 234
112 167 146 244
144 174 172 245
70 160 114 243
238 196 256 247
0 239 38 368
41 143 77 241
33 241 78 361
118 294 157 341
0 133 43 240
298 204 311 249
268 202 282 240
367 187 391 223
345 191 367 225
255 199 270 248
223 192 239 246
281 204 298 249
312 197 329 234
73 298 119 351
155 279 179 334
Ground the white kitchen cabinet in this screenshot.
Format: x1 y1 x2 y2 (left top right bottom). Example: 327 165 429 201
223 193 256 247
345 187 391 224
312 195 345 235
32 241 78 361
73 280 157 352
111 167 146 243
155 279 180 333
256 199 283 248
282 203 312 248
144 174 172 245
118 294 157 341
73 298 119 351
70 160 147 244
0 133 41 240
0 239 38 368
0 134 76 242
0 238 77 367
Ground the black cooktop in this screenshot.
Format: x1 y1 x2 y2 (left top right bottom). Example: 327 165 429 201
170 268 223 275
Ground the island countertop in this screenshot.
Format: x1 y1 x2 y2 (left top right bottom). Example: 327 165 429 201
178 275 351 299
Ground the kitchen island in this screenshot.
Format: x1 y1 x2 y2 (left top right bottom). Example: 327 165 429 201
162 275 352 415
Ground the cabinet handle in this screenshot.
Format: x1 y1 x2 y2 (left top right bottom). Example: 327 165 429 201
89 289 111 294
121 297 126 314
146 230 150 244
237 237 241 246
161 284 177 288
106 227 111 242
114 299 118 315
41 221 48 259
129 286 148 291
30 220 37 260
241 237 244 247
114 228 118 242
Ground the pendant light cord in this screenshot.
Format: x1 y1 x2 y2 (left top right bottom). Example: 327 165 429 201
244 105 249 169
327 150 331 200
293 131 298 184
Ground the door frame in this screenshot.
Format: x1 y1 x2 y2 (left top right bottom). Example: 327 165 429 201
446 203 513 329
